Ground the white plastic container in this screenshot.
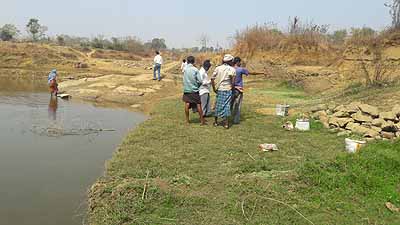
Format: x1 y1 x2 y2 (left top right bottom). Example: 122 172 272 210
296 119 310 131
276 104 290 117
345 138 366 153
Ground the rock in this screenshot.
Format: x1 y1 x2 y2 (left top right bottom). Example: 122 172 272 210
379 111 397 121
334 105 346 113
329 117 352 128
319 115 330 128
313 111 327 120
347 102 362 113
381 131 396 139
333 110 350 118
352 112 373 123
337 130 351 137
372 118 385 127
310 104 328 113
392 104 400 116
370 126 382 133
365 138 376 143
381 120 397 132
347 123 379 137
358 104 379 117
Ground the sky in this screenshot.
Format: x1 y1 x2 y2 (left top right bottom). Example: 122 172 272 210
0 0 391 48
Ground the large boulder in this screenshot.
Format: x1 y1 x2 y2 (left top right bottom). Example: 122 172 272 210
358 104 379 117
379 111 398 121
352 112 373 123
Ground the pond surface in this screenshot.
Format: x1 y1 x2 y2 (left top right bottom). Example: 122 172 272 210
0 78 147 225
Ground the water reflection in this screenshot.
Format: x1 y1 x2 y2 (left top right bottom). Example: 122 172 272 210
48 96 58 121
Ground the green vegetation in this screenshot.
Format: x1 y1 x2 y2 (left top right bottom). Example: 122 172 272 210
89 80 400 224
0 24 19 41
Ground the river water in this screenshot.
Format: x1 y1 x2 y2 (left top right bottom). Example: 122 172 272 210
0 78 147 225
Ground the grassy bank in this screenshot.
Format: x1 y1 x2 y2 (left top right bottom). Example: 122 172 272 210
88 79 400 225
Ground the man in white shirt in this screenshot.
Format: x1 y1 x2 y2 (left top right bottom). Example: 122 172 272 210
180 59 187 73
153 51 163 81
199 60 212 117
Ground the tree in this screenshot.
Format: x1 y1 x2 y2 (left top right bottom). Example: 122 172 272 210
385 0 400 29
0 24 19 41
198 34 211 51
56 35 65 46
147 38 167 50
330 29 348 44
26 18 47 41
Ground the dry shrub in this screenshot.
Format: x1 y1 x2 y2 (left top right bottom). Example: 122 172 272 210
359 43 395 87
282 17 329 50
234 18 330 56
346 27 378 47
234 23 284 56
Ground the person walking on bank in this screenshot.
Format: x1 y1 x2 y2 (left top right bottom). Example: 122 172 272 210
232 57 249 124
199 60 212 117
182 56 207 125
153 51 163 81
211 54 236 129
180 59 187 73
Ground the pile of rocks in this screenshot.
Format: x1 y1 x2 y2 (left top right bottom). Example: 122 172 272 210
311 102 400 141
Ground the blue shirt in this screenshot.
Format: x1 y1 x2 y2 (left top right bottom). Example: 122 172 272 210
234 67 249 88
183 64 202 93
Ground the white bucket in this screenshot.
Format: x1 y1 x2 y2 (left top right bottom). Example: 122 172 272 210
276 104 290 117
345 138 366 153
296 119 310 131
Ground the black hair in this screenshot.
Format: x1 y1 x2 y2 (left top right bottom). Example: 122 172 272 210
203 60 211 71
233 57 241 65
155 51 160 55
183 59 186 63
187 56 195 64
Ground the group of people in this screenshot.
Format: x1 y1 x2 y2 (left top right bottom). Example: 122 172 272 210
182 54 249 129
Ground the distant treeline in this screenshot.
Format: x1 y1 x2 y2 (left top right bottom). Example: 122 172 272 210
0 18 171 55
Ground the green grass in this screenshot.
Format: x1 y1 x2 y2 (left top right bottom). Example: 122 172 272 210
88 81 400 225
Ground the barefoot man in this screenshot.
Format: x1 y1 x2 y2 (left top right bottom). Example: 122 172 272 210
182 56 206 125
211 54 236 129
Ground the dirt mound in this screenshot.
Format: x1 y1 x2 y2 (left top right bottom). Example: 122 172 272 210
0 42 82 68
92 49 142 61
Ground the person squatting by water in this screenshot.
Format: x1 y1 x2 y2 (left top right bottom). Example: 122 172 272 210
211 54 236 129
231 57 249 124
153 51 163 81
48 69 58 97
182 56 207 125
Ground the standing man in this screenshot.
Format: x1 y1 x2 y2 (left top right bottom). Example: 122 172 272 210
232 57 249 124
182 56 206 125
180 59 187 73
211 54 236 129
153 51 163 81
199 60 212 117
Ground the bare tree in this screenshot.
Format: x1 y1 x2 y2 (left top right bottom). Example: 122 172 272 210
198 34 211 51
385 0 400 29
